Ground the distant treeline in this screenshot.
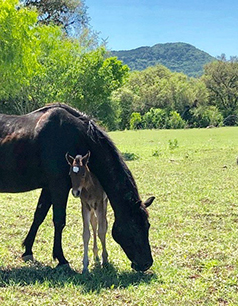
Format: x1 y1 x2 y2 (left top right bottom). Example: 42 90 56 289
1 1 238 131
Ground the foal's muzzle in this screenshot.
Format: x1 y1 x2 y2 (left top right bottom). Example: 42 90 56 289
72 189 80 198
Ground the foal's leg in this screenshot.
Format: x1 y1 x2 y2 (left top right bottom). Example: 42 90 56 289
22 188 52 262
90 210 99 262
96 198 108 266
82 203 91 273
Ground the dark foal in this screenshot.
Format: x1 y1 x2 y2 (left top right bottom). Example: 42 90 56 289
66 152 108 273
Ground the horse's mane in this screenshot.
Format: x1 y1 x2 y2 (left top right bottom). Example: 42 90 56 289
33 103 140 204
37 103 121 157
31 103 87 120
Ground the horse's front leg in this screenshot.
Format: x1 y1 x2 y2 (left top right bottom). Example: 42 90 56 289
51 184 70 266
22 188 52 262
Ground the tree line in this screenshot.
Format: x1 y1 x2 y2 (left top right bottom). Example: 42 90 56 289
1 0 238 130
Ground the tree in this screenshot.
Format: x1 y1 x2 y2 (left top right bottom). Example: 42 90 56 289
110 88 135 130
203 60 238 122
21 0 89 36
63 50 129 129
112 64 209 129
0 0 128 128
0 0 40 107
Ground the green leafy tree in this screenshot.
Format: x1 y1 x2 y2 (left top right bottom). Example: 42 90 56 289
0 1 128 129
110 87 135 130
203 60 238 122
63 50 129 129
0 0 78 114
0 0 40 105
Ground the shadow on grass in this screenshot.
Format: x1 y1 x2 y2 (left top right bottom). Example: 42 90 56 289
0 262 158 293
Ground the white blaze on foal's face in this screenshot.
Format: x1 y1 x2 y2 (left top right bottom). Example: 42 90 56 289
73 166 79 173
71 159 87 197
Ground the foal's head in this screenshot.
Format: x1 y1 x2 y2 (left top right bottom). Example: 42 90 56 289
65 152 91 198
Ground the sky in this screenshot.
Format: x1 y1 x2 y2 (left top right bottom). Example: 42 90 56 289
85 0 238 58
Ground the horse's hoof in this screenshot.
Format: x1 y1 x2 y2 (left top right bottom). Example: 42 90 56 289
22 254 34 262
56 262 71 270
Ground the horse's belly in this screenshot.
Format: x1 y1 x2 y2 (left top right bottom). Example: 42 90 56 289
0 169 44 193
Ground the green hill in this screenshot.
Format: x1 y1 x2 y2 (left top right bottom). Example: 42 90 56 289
111 42 216 77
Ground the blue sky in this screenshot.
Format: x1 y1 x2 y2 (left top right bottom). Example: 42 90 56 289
85 0 238 58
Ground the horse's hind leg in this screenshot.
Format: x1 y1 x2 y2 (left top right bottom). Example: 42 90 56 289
22 188 52 262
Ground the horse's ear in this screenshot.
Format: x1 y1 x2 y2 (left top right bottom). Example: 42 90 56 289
144 196 155 208
82 151 90 166
65 152 74 165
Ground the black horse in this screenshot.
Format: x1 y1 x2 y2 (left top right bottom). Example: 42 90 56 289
0 103 154 271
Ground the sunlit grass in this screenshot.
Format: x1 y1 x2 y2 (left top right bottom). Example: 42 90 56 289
0 127 238 305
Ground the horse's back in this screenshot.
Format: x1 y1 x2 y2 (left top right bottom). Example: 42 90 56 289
0 105 85 192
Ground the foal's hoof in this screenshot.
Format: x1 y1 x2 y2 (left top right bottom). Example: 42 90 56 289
82 267 89 274
102 261 109 268
22 254 34 262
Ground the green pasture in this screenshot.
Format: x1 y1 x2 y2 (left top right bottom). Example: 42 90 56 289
0 127 238 305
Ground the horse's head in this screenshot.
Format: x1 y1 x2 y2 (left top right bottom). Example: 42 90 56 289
65 152 90 198
112 196 155 272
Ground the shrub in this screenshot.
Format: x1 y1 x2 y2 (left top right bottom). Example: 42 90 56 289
143 108 167 129
130 112 143 129
166 111 186 129
191 106 223 127
143 108 186 129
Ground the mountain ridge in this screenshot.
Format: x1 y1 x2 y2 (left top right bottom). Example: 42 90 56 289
111 42 216 77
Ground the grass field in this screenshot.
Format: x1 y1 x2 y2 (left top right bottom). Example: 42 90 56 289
0 127 238 305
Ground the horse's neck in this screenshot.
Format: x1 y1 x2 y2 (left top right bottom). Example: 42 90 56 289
91 159 140 217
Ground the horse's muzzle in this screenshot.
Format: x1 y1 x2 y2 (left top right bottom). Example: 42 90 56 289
131 260 153 272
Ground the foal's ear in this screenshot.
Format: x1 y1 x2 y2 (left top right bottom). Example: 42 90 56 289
144 196 155 208
65 152 74 165
82 151 91 166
